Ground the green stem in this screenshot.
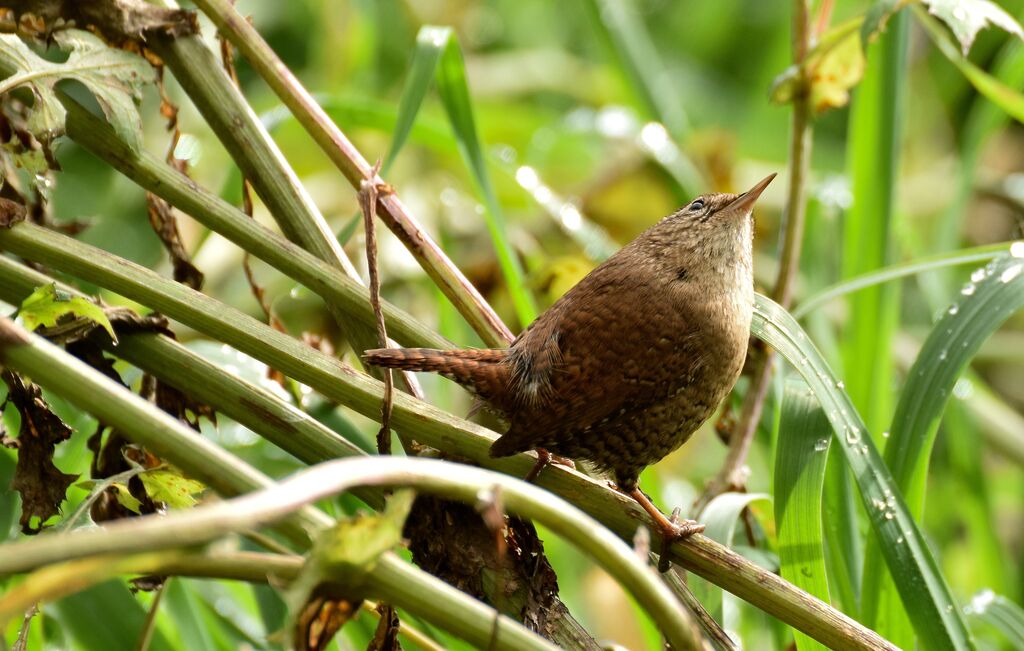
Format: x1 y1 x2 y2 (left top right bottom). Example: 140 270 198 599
179 0 514 347
0 316 558 651
0 222 892 650
57 98 447 351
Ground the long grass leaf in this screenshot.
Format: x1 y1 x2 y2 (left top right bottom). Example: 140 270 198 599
775 381 831 651
916 7 1024 124
843 10 910 642
794 242 1014 319
383 29 447 174
752 293 974 651
857 253 1024 641
425 26 537 328
965 590 1024 647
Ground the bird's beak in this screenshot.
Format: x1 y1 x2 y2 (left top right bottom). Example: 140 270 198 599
728 173 777 213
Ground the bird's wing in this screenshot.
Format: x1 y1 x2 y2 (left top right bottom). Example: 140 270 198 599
492 265 706 455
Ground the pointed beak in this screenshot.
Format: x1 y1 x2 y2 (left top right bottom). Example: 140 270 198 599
727 173 777 213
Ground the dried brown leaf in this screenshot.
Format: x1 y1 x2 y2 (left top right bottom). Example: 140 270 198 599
1 369 77 533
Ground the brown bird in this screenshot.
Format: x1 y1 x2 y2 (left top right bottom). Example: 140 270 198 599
365 174 775 553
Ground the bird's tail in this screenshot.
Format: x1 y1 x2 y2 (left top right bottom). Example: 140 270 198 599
363 347 510 403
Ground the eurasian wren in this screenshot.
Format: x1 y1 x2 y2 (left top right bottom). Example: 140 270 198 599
365 173 775 549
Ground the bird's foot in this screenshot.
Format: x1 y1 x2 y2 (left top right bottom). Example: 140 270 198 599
619 485 705 572
523 448 576 483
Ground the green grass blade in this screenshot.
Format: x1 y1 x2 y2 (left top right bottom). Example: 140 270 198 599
581 0 690 138
579 0 705 194
916 7 1024 124
697 492 771 623
775 380 831 651
842 11 911 643
858 253 1024 626
752 293 974 651
426 25 537 328
794 242 1015 319
965 590 1024 648
383 28 447 174
892 257 1024 489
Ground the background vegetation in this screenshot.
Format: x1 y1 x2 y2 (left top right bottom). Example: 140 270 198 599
0 0 1022 649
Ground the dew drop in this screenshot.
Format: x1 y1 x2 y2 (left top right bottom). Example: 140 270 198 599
1010 241 1024 258
938 349 947 361
1000 263 1022 283
882 430 890 439
961 283 976 296
947 304 959 315
814 438 829 452
970 268 986 283
836 380 845 389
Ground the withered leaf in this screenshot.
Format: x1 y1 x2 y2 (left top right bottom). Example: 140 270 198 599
0 196 26 227
4 0 198 43
145 192 203 290
1 369 78 533
367 604 402 651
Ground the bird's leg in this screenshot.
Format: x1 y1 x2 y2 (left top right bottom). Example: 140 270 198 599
523 448 576 483
622 485 704 572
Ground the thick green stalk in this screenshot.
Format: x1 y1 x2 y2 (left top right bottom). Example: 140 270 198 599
146 26 423 402
0 222 892 651
0 316 558 651
189 0 513 346
57 98 446 351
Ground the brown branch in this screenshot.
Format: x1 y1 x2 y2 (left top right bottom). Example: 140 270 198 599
698 0 815 508
358 162 394 454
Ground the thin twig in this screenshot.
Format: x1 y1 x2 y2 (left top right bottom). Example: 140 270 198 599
698 0 815 508
134 582 166 651
359 161 394 454
219 32 272 324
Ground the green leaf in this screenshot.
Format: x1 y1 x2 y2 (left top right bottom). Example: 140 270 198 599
843 11 911 644
140 467 206 509
0 29 155 152
18 283 117 342
696 492 770 623
111 482 142 514
771 19 866 114
924 0 1023 55
888 251 1024 517
284 490 414 647
420 26 537 327
752 293 975 651
917 6 1024 123
775 380 831 651
859 252 1024 648
964 590 1024 647
794 241 1014 318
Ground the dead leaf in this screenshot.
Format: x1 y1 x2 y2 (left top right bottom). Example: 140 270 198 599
367 604 402 651
1 369 78 533
3 0 198 43
145 192 203 289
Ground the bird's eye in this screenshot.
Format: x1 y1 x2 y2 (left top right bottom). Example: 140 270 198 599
688 199 705 212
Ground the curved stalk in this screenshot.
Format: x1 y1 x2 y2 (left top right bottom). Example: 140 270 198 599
0 316 560 651
186 0 513 347
0 366 699 651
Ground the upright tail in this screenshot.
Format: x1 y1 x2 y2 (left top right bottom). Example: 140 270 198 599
363 347 510 405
